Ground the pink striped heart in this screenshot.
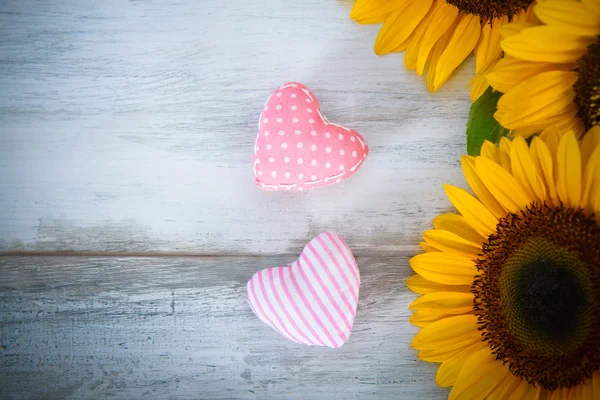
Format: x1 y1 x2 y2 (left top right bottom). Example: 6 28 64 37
247 232 360 348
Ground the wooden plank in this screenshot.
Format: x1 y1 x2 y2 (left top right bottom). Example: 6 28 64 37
0 0 472 254
0 255 448 399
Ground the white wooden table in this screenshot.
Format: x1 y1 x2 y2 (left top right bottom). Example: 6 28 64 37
0 1 474 398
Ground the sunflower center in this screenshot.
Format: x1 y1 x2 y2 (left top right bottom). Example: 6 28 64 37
446 0 533 19
473 203 600 390
574 36 600 132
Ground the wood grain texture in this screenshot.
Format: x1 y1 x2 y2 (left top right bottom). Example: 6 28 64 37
0 255 448 399
0 0 473 254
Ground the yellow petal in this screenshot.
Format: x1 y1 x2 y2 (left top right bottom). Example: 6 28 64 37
540 124 562 162
406 274 471 294
423 229 481 258
511 4 536 24
444 184 498 237
502 26 596 63
495 71 578 130
583 0 600 14
580 125 600 168
412 314 479 350
590 370 600 398
486 374 524 400
511 378 542 399
475 17 506 74
374 0 433 55
409 291 474 314
511 135 547 202
405 0 444 70
449 347 511 400
431 14 481 91
535 0 600 37
480 140 502 165
469 73 490 102
426 23 455 88
416 1 459 75
409 252 477 286
350 0 406 24
419 242 441 252
476 156 532 213
581 146 600 211
530 136 559 206
436 341 489 387
410 310 458 328
556 131 582 207
508 104 579 138
500 22 537 39
557 115 587 139
420 241 441 252
499 136 513 173
485 56 577 94
462 156 507 219
432 213 486 244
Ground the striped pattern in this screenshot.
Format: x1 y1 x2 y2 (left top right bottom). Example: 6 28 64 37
247 232 360 348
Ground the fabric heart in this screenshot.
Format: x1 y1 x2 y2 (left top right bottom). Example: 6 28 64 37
253 83 369 191
247 232 360 348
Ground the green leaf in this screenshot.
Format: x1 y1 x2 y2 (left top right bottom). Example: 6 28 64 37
466 87 509 156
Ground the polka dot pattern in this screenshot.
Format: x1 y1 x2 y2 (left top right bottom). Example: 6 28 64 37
254 82 369 191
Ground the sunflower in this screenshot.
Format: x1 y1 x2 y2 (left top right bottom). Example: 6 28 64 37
486 0 600 138
350 0 535 101
407 126 600 399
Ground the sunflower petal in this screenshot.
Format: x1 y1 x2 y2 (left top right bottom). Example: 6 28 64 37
535 0 600 37
350 0 406 24
511 135 547 202
510 378 542 399
432 213 486 244
580 125 600 167
530 136 559 206
486 374 524 400
405 0 444 70
431 14 481 91
416 1 459 75
448 347 511 400
485 56 577 94
412 314 479 350
475 17 506 74
409 291 474 314
374 0 433 55
556 131 582 207
410 310 459 328
508 103 579 138
436 341 489 387
583 0 600 14
406 274 471 294
469 73 491 102
420 241 441 252
476 156 532 213
480 140 502 164
444 184 498 237
582 146 600 211
423 229 481 258
495 71 578 130
592 370 600 398
500 22 537 39
502 26 596 63
409 252 477 286
462 156 508 219
499 137 513 173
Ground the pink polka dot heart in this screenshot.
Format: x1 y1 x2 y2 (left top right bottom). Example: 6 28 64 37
254 82 369 191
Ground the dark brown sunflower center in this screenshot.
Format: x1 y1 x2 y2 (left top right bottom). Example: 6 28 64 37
446 0 533 19
472 203 600 391
574 36 600 132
